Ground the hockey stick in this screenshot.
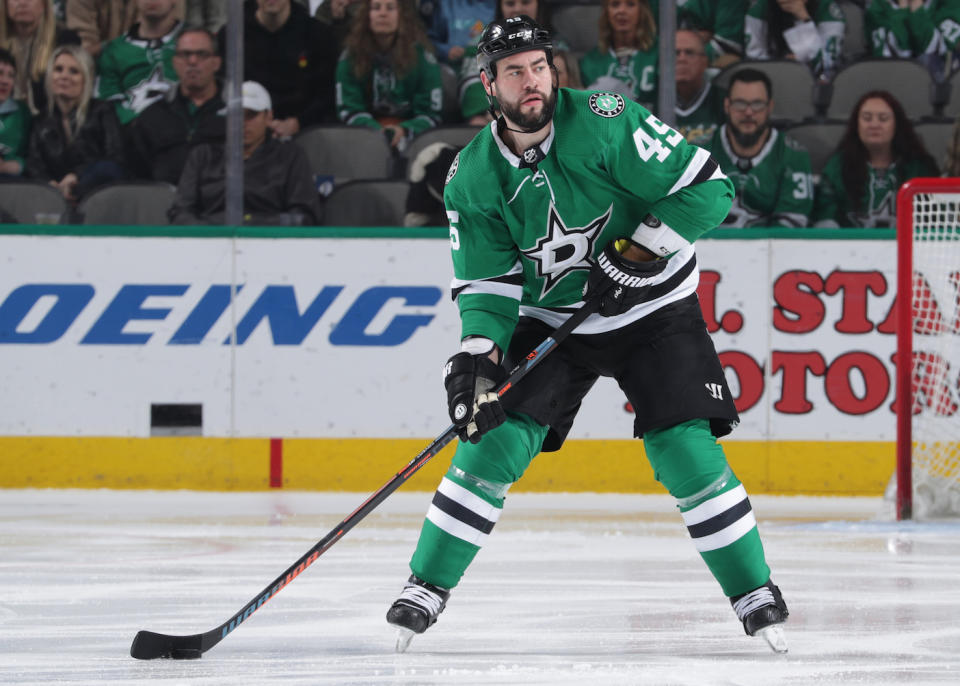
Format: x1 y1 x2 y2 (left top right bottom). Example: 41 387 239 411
130 297 602 660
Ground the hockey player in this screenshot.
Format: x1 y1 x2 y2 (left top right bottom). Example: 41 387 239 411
706 68 814 228
386 15 789 654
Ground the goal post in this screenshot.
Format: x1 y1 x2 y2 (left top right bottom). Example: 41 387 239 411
896 178 960 520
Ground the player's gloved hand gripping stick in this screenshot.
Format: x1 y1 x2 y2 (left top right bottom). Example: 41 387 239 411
129 285 611 661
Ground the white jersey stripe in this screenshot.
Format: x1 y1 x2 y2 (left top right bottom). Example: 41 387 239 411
437 477 503 523
667 146 712 196
454 281 523 300
681 484 749 526
689 510 757 552
426 504 491 546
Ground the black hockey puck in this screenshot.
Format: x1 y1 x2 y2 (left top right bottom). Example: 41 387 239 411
169 648 203 660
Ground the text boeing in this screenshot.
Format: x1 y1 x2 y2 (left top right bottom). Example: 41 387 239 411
0 284 443 346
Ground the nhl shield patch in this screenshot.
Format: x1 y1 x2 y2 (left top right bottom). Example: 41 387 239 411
588 92 625 118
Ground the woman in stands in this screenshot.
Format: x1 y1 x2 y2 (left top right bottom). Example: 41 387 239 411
744 0 845 78
812 90 938 228
26 44 126 202
579 0 658 111
336 0 443 150
0 0 79 114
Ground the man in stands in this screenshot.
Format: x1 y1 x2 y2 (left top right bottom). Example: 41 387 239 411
217 0 338 139
128 27 225 184
706 68 813 228
67 0 185 58
0 49 30 177
169 80 321 225
96 0 182 125
675 29 724 145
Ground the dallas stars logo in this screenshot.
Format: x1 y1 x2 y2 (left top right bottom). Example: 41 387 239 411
522 203 612 299
125 64 174 114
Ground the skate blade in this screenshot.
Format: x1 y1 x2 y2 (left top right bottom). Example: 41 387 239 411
756 625 788 653
395 627 416 653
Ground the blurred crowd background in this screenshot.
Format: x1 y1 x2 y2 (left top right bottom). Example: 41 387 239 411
0 0 958 228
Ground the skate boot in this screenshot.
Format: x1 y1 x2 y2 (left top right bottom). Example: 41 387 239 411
386 574 450 653
730 580 789 653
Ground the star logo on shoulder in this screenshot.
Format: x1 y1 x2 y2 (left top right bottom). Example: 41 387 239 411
522 203 612 299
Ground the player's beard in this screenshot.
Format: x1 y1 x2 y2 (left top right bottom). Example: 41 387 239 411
500 87 558 134
729 119 769 148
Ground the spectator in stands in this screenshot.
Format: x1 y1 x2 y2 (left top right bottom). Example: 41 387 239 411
96 0 181 126
677 0 748 67
744 0 845 78
26 44 127 201
336 0 443 150
707 68 814 227
219 0 338 139
675 28 724 144
1 0 80 114
580 0 658 111
423 0 495 65
867 0 960 80
813 89 938 228
459 0 569 124
314 0 362 54
169 80 321 225
67 0 185 59
186 0 226 33
0 49 31 177
553 49 583 89
128 27 224 184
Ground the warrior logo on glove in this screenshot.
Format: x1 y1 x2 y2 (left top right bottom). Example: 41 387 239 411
586 240 668 317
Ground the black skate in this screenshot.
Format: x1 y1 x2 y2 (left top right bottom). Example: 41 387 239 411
386 574 450 653
730 580 789 653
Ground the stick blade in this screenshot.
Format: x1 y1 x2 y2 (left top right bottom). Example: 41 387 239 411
130 630 204 660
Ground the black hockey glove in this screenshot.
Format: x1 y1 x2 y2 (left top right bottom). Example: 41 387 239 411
444 352 508 443
586 241 668 317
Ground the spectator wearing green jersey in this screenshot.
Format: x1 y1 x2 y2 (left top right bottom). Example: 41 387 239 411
96 0 181 125
580 0 658 112
677 0 748 67
1 0 80 114
867 0 960 80
744 0 846 78
813 90 938 228
707 68 814 228
675 28 724 145
0 49 31 177
336 0 443 150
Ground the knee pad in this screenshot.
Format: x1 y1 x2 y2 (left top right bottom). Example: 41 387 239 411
643 418 732 500
451 412 548 488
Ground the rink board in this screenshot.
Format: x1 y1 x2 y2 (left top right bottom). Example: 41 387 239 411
0 226 915 494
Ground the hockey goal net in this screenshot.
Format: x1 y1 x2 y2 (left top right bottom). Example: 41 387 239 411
896 178 960 519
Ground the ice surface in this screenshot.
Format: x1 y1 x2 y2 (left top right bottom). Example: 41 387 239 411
1 489 958 685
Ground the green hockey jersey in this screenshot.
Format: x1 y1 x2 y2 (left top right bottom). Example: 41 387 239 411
336 44 443 135
707 125 813 228
745 0 845 75
812 153 938 228
0 98 30 170
867 0 960 57
96 22 180 125
443 88 734 351
579 47 658 112
676 82 725 145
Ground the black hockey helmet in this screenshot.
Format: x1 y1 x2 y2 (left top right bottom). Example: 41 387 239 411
477 15 553 82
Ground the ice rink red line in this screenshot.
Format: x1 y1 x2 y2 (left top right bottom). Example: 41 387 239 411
270 438 283 488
